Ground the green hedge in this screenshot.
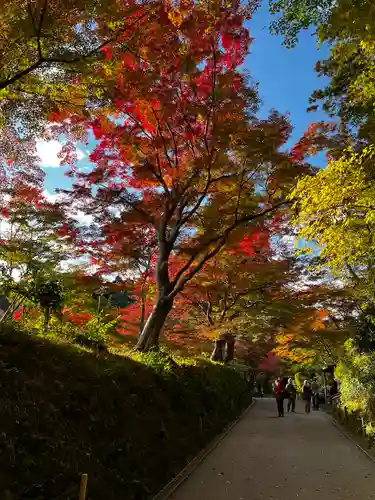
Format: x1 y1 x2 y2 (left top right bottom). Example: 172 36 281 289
332 406 375 449
0 329 252 500
334 340 375 447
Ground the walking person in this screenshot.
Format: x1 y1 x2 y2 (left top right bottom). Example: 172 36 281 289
274 376 285 417
257 382 264 398
312 378 320 410
286 377 297 413
302 380 313 414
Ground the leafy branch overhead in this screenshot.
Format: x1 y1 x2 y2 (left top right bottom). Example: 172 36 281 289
0 0 156 136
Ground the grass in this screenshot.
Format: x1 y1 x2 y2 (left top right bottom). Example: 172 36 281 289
0 327 252 500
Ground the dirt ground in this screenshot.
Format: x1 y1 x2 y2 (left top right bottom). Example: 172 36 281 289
170 398 375 499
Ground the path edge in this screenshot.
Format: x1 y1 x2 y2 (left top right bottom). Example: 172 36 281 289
324 411 375 464
153 399 256 500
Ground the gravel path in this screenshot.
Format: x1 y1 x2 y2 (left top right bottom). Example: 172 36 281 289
170 398 375 500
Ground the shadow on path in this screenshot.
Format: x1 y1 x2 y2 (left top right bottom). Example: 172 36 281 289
170 398 375 499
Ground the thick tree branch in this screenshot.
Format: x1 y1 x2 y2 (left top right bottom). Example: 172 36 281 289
28 0 48 59
149 155 170 196
164 119 179 169
169 201 290 296
168 166 240 245
177 168 212 229
204 43 217 155
151 108 173 170
206 290 214 325
114 193 154 223
0 9 151 91
167 177 212 249
0 60 45 90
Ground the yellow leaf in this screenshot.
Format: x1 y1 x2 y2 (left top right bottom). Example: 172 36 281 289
168 8 183 27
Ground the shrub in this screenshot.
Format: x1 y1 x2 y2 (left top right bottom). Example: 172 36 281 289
335 339 375 445
336 340 375 415
17 308 116 347
0 328 252 500
79 315 116 343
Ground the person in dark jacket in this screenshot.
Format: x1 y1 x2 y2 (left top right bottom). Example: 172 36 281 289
302 380 313 413
274 376 285 417
257 382 264 398
312 379 320 410
286 378 297 413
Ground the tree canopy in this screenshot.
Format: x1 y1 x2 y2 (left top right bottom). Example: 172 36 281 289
55 0 305 351
1 0 374 375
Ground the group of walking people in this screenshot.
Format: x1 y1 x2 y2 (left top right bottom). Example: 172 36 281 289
274 376 321 417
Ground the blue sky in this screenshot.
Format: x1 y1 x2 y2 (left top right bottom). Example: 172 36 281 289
248 4 330 159
41 5 330 195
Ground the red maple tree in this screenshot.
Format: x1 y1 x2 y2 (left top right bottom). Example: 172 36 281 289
58 0 304 350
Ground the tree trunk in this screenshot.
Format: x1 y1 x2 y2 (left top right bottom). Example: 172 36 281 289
211 339 226 361
135 298 173 351
0 295 23 324
211 334 235 363
224 334 235 363
43 307 51 334
139 292 146 335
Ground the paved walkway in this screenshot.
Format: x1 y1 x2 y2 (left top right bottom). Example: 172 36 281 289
170 398 375 499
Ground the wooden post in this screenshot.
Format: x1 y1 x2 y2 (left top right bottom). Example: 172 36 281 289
79 474 88 500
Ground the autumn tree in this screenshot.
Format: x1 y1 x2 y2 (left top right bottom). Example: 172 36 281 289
274 310 343 365
60 0 305 351
273 283 355 366
291 146 375 274
269 0 336 48
289 143 375 351
0 0 162 217
0 186 72 322
0 0 156 131
81 219 157 333
116 222 294 358
271 0 375 415
168 225 292 361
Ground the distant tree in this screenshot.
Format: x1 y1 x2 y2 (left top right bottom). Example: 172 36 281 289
0 189 70 323
273 287 354 366
31 279 64 332
169 226 292 362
